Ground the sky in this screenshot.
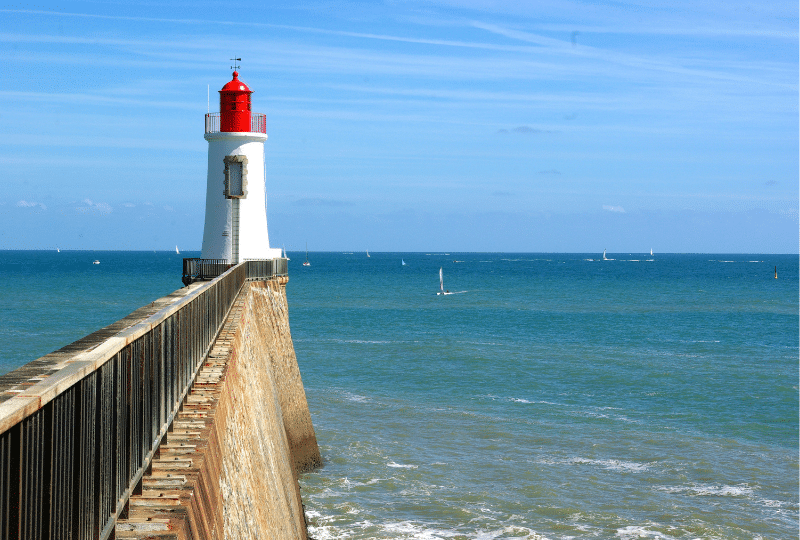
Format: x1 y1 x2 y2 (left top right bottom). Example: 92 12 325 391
1 1 797 253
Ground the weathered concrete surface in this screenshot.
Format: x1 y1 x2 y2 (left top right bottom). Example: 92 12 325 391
116 278 320 539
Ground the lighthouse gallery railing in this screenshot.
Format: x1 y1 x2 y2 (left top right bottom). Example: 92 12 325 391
204 112 266 134
0 259 285 540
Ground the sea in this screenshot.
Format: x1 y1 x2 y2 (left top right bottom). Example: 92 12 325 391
1 250 797 540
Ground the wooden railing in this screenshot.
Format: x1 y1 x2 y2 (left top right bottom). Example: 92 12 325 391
0 259 284 539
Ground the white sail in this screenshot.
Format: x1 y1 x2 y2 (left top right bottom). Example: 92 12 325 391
439 267 444 292
175 245 180 254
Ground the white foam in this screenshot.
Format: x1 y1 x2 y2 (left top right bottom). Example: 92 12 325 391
567 457 650 472
342 391 370 403
507 397 560 406
474 526 551 539
387 461 418 469
616 525 669 539
658 483 754 497
336 339 393 344
382 520 459 538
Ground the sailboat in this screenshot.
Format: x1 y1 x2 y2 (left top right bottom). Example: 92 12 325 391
283 246 290 260
650 248 653 256
602 249 607 260
401 259 406 266
366 249 370 258
175 245 180 255
437 267 453 295
303 243 311 266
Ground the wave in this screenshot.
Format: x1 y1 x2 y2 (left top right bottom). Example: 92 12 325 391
657 483 754 497
312 520 553 540
342 392 371 403
535 456 651 473
331 339 397 344
387 462 417 469
616 525 669 539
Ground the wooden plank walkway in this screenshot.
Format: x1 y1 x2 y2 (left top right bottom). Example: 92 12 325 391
115 285 248 539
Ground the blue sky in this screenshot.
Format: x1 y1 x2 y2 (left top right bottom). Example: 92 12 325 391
1 1 797 253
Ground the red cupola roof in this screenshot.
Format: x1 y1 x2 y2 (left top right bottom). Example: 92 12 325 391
220 71 252 93
219 71 253 132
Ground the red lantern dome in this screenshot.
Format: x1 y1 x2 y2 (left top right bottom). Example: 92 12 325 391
219 71 253 132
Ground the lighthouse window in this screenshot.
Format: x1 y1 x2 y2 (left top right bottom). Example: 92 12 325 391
223 155 248 199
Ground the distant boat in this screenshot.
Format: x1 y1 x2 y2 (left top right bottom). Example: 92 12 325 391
366 249 370 258
437 267 453 295
603 249 607 260
93 260 100 265
303 243 311 266
401 259 406 266
175 245 180 255
56 247 60 253
283 245 290 260
650 248 653 256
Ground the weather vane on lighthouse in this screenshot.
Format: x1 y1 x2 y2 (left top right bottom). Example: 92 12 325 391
199 66 281 264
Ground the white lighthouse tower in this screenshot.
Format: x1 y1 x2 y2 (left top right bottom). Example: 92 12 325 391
200 70 282 262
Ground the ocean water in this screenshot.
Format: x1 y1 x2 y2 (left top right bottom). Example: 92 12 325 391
288 252 798 540
0 251 797 539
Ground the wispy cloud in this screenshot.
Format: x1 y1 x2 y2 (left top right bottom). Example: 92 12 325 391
77 199 112 215
603 205 626 213
498 126 558 135
16 200 47 210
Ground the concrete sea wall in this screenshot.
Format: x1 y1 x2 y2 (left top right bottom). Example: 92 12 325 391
117 278 321 539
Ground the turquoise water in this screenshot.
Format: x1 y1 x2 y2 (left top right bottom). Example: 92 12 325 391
288 253 798 540
0 251 797 539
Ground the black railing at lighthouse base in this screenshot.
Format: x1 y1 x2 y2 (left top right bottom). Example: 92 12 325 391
182 257 288 286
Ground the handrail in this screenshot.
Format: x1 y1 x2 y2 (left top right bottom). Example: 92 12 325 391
0 259 284 539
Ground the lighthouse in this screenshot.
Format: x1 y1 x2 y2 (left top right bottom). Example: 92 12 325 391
200 71 282 263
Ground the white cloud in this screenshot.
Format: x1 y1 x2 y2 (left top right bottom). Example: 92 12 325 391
603 205 626 213
16 200 47 210
77 199 113 214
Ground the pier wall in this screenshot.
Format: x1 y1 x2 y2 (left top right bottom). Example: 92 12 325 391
180 279 320 539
